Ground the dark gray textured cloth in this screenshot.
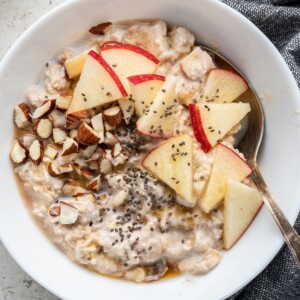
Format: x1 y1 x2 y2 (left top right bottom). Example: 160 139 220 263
219 1 300 299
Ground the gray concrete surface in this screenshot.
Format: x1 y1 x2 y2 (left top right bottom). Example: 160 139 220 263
0 2 66 299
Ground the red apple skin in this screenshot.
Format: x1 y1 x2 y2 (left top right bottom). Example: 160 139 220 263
224 202 263 250
189 103 212 153
100 41 160 65
127 74 165 85
88 50 128 97
209 68 248 86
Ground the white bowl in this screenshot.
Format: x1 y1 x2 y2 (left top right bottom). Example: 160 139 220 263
1 0 300 299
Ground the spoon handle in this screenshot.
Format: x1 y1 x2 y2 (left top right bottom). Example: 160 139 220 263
251 165 300 268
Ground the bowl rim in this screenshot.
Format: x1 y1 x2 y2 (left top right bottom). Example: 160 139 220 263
0 0 299 299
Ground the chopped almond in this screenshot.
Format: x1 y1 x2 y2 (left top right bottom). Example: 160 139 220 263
81 145 97 158
88 161 98 170
69 129 78 140
77 122 100 145
32 100 55 119
80 168 94 180
10 140 28 164
89 22 112 35
104 132 119 146
33 119 53 139
48 161 61 177
66 110 89 128
19 134 36 148
61 137 78 156
112 143 122 157
48 109 66 128
59 201 79 224
56 94 72 110
104 121 115 131
59 163 73 173
103 106 123 127
29 140 44 165
86 175 101 192
91 113 105 143
14 103 31 128
62 180 87 196
53 128 67 144
98 157 112 174
77 194 97 203
48 205 61 217
44 144 59 159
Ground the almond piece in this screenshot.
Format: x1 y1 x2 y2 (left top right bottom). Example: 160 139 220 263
48 160 61 177
48 109 66 128
112 143 122 157
89 161 98 170
104 121 115 131
98 157 112 174
62 180 87 196
103 106 123 127
104 132 119 146
80 168 94 180
19 134 36 148
48 205 61 217
29 140 44 165
61 137 78 156
14 103 31 128
77 122 100 145
10 140 28 164
59 201 79 225
86 175 101 192
32 100 55 119
69 129 78 140
91 113 105 143
81 145 97 158
44 144 59 159
66 110 89 129
56 94 72 110
33 119 53 139
77 194 97 203
59 163 73 173
89 22 112 35
53 128 67 144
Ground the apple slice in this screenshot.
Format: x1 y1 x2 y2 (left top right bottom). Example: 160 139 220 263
100 42 160 122
128 74 165 116
136 77 178 138
142 134 194 207
203 69 248 103
189 103 250 152
200 143 253 213
67 50 127 115
224 179 263 249
64 46 98 78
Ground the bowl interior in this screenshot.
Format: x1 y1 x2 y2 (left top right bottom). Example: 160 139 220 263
0 0 300 299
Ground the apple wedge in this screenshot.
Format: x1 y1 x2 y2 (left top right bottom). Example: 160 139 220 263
67 50 127 115
64 46 98 79
142 134 195 207
136 77 178 138
189 103 251 153
100 42 160 122
203 68 248 103
128 74 165 116
200 143 253 213
224 179 263 249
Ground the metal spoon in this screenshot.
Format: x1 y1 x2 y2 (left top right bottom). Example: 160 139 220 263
200 46 300 267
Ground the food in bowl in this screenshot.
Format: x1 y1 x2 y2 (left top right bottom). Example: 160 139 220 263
10 20 263 282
